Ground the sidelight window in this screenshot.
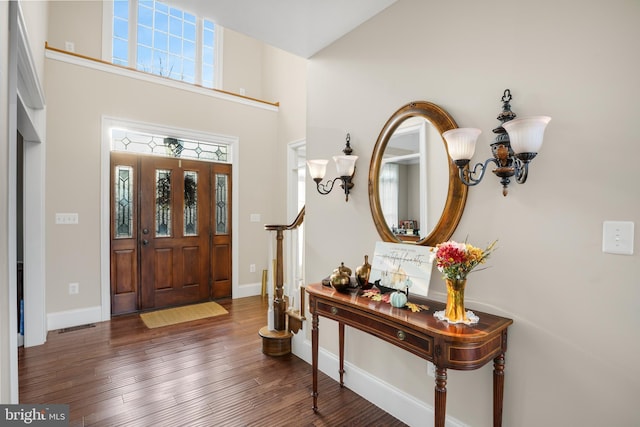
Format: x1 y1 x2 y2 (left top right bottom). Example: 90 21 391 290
114 165 134 239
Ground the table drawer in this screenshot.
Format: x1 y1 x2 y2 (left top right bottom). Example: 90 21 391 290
316 299 433 360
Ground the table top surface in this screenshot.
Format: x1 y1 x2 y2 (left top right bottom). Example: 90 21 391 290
306 282 513 342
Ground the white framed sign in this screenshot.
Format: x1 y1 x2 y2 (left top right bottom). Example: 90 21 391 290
369 241 434 297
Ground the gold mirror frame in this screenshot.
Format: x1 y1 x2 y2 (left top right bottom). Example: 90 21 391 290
368 101 468 246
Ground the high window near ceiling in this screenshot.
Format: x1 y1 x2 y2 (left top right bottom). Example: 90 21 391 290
110 0 221 88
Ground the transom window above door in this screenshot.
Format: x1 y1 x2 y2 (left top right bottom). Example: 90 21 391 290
111 128 231 163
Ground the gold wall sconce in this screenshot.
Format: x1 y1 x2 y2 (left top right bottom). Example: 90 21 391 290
442 89 551 196
307 133 358 202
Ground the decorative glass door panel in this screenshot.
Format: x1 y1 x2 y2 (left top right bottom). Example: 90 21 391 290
110 153 231 314
184 171 198 236
210 164 232 298
155 169 172 237
114 165 134 239
215 173 228 234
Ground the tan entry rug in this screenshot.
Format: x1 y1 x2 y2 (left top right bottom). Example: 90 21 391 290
140 301 228 329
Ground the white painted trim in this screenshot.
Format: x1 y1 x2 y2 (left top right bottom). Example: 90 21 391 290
230 137 241 298
100 121 111 321
23 136 47 347
214 26 224 90
47 306 103 331
101 1 112 62
292 330 469 427
5 0 19 404
15 2 44 109
45 49 278 112
234 282 262 299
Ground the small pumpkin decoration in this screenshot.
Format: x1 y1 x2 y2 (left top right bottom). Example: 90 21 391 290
390 291 408 308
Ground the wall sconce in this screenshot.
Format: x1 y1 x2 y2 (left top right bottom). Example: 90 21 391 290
442 89 551 196
307 133 358 202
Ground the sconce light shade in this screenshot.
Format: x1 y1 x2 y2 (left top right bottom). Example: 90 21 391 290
501 116 551 155
444 89 551 196
333 155 358 177
442 128 482 161
307 159 329 180
306 133 357 202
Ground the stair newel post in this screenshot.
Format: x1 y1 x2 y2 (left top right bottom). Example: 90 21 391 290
272 227 286 331
259 207 305 356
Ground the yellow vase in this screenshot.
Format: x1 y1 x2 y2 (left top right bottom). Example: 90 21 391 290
445 278 468 323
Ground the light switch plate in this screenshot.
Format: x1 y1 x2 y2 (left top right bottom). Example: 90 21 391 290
602 221 634 255
55 213 79 224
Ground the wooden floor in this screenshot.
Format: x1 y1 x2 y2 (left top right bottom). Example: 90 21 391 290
19 296 406 427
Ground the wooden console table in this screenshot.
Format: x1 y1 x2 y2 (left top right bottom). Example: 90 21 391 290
306 283 513 427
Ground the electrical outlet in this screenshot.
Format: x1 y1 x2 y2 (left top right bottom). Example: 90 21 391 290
69 282 79 295
249 264 256 273
65 41 75 52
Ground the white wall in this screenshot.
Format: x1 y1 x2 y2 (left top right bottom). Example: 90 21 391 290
304 0 640 425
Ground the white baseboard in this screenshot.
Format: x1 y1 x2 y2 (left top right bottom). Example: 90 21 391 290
292 334 468 427
47 305 103 331
233 281 262 298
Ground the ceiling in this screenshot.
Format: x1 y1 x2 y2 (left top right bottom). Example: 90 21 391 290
173 0 398 58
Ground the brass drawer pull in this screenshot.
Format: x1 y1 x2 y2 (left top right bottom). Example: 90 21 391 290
396 330 406 341
331 307 338 315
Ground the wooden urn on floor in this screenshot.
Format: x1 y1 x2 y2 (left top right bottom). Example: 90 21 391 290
258 326 292 356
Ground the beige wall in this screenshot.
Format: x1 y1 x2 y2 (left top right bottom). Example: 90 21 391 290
43 2 306 315
46 2 278 100
304 0 640 425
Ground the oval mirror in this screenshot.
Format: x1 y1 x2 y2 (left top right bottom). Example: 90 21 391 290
368 101 467 246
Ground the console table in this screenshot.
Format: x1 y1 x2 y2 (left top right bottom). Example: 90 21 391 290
306 282 513 427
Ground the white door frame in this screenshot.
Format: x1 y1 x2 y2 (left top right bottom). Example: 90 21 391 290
6 1 48 405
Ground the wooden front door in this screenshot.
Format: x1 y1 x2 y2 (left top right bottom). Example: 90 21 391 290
110 153 232 315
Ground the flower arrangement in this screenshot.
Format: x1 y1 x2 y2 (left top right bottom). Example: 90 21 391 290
430 240 497 280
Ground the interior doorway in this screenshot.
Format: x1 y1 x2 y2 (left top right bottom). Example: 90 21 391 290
110 153 232 315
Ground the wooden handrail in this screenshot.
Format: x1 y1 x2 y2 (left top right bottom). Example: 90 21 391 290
264 206 305 332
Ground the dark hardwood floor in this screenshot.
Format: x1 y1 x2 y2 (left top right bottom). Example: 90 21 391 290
19 296 406 426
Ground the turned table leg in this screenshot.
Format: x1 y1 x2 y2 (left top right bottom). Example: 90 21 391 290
434 366 447 427
311 310 319 412
338 322 345 387
493 353 506 427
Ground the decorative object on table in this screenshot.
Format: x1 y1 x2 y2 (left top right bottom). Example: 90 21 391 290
369 242 433 297
355 255 372 289
430 239 497 324
361 288 430 312
389 290 408 308
329 262 352 292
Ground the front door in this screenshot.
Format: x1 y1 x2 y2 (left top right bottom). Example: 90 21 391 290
110 153 231 315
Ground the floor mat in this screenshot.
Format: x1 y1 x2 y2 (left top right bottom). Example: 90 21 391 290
140 301 229 328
